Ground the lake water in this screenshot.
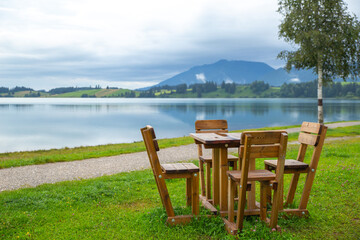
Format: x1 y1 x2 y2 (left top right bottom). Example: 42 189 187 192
0 98 359 153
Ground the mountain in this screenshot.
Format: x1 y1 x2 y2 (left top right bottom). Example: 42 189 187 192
139 59 334 90
145 59 275 89
258 67 318 86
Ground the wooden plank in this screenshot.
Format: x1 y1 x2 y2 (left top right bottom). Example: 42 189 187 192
223 217 238 235
166 215 193 225
212 148 220 205
200 154 237 163
301 122 322 134
192 173 200 215
298 132 319 146
199 161 206 197
228 178 235 222
247 158 256 210
241 131 287 145
190 133 241 146
264 159 309 170
236 134 252 231
219 147 228 212
153 139 160 151
260 181 269 221
161 163 176 172
199 195 218 214
280 209 309 217
296 143 308 162
228 170 276 181
249 145 280 158
186 178 192 207
163 172 192 179
182 163 200 172
195 119 228 131
161 163 199 174
206 163 211 200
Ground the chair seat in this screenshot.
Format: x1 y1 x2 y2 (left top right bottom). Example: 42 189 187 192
161 163 199 174
199 155 238 163
264 159 309 171
227 169 276 182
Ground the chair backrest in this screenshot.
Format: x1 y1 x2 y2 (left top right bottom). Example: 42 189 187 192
296 121 328 166
141 125 175 216
239 130 288 159
195 119 228 133
141 125 161 169
241 131 288 182
195 120 228 156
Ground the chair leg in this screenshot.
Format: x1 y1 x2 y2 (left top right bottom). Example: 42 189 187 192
286 173 300 206
206 162 212 200
236 179 248 232
247 158 256 209
192 173 200 215
269 182 281 229
260 181 269 222
232 162 238 197
299 169 317 210
265 165 272 205
199 161 206 197
228 177 236 222
186 178 192 207
279 175 284 211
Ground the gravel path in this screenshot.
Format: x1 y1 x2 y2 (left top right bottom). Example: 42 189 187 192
1 121 359 192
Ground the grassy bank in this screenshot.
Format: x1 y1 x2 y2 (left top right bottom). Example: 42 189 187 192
1 123 359 169
0 138 359 239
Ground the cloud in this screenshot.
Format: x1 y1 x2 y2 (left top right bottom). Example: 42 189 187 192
290 78 300 83
195 73 206 83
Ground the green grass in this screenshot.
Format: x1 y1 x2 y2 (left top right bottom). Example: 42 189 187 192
158 85 281 98
0 138 359 239
0 136 193 169
54 89 102 98
1 123 359 169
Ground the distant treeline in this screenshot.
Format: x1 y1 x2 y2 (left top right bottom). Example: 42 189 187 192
0 85 118 96
1 80 359 98
0 86 35 94
280 81 360 98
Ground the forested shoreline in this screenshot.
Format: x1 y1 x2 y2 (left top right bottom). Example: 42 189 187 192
1 80 359 99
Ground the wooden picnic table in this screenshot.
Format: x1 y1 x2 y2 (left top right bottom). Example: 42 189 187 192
190 132 242 215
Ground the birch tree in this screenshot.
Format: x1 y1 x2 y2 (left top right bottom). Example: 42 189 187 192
277 0 360 123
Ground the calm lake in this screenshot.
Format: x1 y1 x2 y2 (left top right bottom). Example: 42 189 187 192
0 98 359 153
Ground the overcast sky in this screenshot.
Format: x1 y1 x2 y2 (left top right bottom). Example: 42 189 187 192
0 0 359 90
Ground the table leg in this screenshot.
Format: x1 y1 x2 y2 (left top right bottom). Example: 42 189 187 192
212 148 220 205
247 157 256 209
219 147 229 212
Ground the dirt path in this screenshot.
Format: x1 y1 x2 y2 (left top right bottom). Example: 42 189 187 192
1 121 359 192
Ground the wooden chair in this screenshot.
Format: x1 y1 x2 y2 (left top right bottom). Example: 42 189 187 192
224 131 288 235
264 122 327 216
195 120 238 200
141 125 199 225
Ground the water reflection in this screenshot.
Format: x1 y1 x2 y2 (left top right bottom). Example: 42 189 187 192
0 98 359 152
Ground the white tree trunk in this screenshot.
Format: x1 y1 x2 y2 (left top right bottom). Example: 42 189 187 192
317 61 324 123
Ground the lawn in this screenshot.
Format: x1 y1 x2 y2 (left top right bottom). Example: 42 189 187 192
0 138 359 239
1 123 359 169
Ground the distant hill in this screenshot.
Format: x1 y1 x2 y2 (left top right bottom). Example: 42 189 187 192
142 59 275 89
139 59 329 90
258 67 318 86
